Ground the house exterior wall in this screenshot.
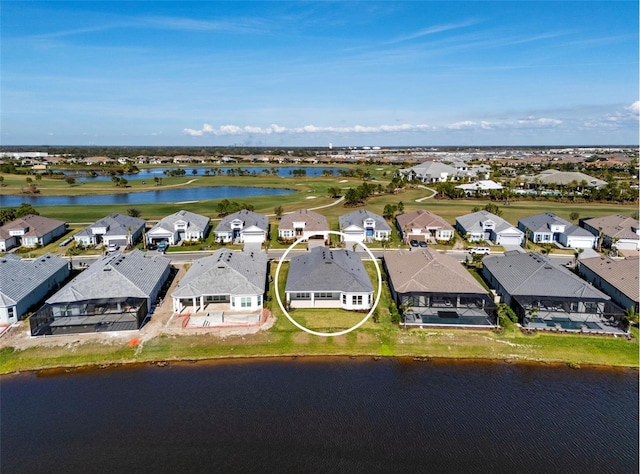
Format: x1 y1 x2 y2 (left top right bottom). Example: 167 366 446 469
578 264 639 313
0 236 18 252
286 291 372 310
559 234 596 249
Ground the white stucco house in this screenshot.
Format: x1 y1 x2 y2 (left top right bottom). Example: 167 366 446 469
456 210 524 246
147 210 210 245
74 213 145 247
214 210 268 244
338 209 391 244
278 209 330 243
518 213 596 249
0 214 66 251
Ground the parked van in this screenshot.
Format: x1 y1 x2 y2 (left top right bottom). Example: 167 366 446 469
469 247 490 255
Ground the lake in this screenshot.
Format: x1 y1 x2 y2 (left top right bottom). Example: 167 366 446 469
0 186 294 207
61 166 348 181
1 358 637 473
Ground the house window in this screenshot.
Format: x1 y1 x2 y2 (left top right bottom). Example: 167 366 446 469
368 294 372 305
342 294 346 304
352 295 363 305
8 307 15 320
295 292 310 300
584 302 597 314
257 295 262 306
315 292 333 299
240 297 252 308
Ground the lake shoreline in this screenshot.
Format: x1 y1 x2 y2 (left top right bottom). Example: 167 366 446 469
4 352 638 379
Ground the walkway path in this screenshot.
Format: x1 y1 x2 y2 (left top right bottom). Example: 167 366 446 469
414 185 437 202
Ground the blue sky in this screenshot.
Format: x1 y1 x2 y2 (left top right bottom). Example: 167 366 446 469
1 1 638 146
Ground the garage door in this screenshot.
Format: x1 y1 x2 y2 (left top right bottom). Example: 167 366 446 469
498 235 522 246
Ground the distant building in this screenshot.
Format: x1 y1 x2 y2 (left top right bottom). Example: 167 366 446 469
518 213 596 249
214 210 268 245
0 254 69 325
397 161 459 183
455 180 503 196
396 210 454 243
147 210 210 245
278 209 330 244
0 214 66 251
581 215 640 251
456 210 524 246
526 169 607 189
74 213 145 247
339 209 391 244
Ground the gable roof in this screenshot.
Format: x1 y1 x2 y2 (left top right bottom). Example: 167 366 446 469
396 210 453 231
529 169 607 188
456 210 523 236
483 252 610 300
582 215 639 241
0 214 65 240
215 210 268 233
339 209 391 232
0 254 68 306
385 248 487 294
47 250 170 303
279 209 329 232
75 213 145 238
285 248 373 293
518 212 569 233
401 161 459 178
172 249 267 298
579 256 639 304
150 210 209 234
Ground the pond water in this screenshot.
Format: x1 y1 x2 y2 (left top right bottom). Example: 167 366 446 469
1 358 637 473
60 166 347 181
0 186 294 207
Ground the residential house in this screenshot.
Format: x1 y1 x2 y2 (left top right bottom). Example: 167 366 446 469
339 209 391 244
482 251 623 333
0 254 69 325
285 248 373 310
171 249 267 324
396 210 454 243
278 209 330 243
74 213 145 247
147 210 210 245
30 250 171 336
397 161 459 183
0 214 66 251
578 256 639 313
526 169 607 189
581 215 640 251
518 213 596 249
384 249 495 327
455 180 503 196
456 210 524 246
214 209 268 244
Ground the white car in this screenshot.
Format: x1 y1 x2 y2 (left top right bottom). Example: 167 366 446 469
468 247 490 255
107 243 120 252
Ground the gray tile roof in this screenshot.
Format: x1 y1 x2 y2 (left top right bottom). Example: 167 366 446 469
47 249 170 303
172 249 267 298
0 214 65 240
396 210 453 232
215 210 267 233
529 170 607 188
518 213 568 233
0 254 68 306
455 210 522 236
279 209 329 232
285 248 373 293
384 248 487 294
483 252 610 299
400 161 459 179
339 209 391 232
74 213 145 238
579 256 639 304
150 210 209 234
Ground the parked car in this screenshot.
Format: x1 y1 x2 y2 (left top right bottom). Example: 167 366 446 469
107 243 119 252
157 241 168 253
418 241 428 248
468 247 490 255
410 239 419 247
147 242 158 251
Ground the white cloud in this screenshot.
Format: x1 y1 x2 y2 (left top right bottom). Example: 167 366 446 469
626 101 640 115
183 123 435 136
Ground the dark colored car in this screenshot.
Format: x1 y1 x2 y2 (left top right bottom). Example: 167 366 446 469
147 243 158 251
410 239 419 247
418 241 428 248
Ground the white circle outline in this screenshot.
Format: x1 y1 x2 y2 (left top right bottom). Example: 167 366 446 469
274 230 382 337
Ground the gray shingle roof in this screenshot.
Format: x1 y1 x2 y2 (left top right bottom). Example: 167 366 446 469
483 252 610 299
74 213 145 238
172 249 267 298
0 254 68 306
285 248 373 293
518 213 568 233
529 170 606 188
396 210 453 232
384 248 487 294
583 215 639 241
47 249 170 303
339 209 391 232
456 210 522 236
400 161 459 179
215 210 267 233
150 210 209 234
